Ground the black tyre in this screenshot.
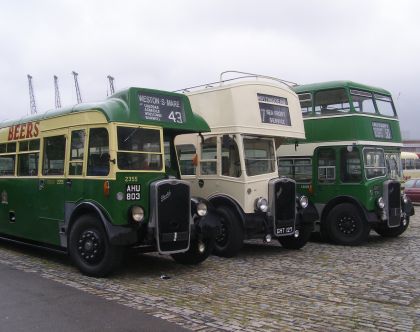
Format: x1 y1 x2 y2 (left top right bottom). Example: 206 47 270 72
326 203 370 245
278 224 312 249
213 206 244 257
171 237 214 265
69 214 123 277
374 217 410 237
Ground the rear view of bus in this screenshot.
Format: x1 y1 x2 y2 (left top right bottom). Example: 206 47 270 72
176 73 316 257
278 81 414 245
0 87 219 277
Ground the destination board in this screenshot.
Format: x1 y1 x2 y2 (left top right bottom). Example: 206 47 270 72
138 93 186 124
257 93 291 126
372 121 392 139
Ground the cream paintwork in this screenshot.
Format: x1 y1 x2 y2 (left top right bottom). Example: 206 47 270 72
176 80 305 213
186 81 305 139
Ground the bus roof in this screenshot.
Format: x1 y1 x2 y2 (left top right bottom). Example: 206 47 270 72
185 81 305 139
0 87 210 133
293 81 392 96
401 151 419 160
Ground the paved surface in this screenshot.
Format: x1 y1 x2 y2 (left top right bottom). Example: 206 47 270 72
0 207 419 331
0 262 188 332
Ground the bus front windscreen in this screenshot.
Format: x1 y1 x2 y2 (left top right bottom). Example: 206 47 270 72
363 148 386 179
117 126 163 171
243 136 276 176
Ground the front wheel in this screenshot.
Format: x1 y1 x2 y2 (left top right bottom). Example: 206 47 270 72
171 237 214 265
326 203 370 245
69 214 123 277
213 206 244 257
374 217 410 237
278 224 312 249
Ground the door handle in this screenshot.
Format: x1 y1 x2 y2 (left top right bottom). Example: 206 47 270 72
66 179 72 187
39 179 44 190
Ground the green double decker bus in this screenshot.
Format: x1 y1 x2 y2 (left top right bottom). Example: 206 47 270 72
278 81 414 245
0 87 219 276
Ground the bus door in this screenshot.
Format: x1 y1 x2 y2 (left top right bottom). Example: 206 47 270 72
314 148 338 202
37 129 67 245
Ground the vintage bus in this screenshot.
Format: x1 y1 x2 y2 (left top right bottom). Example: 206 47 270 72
175 74 316 257
277 80 414 245
0 87 219 277
401 151 420 179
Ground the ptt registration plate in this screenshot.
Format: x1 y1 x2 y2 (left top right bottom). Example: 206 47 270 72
275 226 294 236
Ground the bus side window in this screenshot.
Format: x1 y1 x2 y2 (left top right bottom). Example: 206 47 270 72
340 147 361 183
87 128 109 176
318 148 336 183
18 140 39 177
0 142 16 176
278 158 294 178
177 144 196 175
42 136 65 176
69 130 85 176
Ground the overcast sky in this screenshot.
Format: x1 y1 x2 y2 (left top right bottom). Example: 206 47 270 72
0 0 419 138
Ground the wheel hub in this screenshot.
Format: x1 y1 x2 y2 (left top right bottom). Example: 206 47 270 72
78 230 103 263
337 216 357 235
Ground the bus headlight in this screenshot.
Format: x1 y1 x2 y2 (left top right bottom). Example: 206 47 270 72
402 194 408 204
131 206 144 223
298 195 309 209
255 197 268 212
196 202 208 217
377 197 385 209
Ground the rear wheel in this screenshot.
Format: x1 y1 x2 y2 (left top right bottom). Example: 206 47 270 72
374 217 410 237
171 237 214 265
326 203 370 245
278 224 312 249
69 214 123 277
213 206 244 257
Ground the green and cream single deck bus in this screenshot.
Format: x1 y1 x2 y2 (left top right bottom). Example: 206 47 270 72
0 87 219 277
277 81 414 245
175 74 316 257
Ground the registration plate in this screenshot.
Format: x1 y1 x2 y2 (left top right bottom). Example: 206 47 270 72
275 226 294 236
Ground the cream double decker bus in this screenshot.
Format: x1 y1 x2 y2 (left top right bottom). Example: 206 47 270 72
176 73 316 257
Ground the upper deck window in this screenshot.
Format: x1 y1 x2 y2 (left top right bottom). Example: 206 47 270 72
350 90 376 114
314 89 350 115
117 126 162 171
298 93 313 117
374 94 396 117
243 136 275 176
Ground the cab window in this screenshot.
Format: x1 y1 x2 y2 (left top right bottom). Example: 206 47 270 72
177 144 196 175
340 147 361 183
69 130 85 176
221 135 241 178
318 148 336 183
88 128 109 176
200 137 217 175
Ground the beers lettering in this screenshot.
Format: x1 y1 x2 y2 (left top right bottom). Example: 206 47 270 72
8 122 39 141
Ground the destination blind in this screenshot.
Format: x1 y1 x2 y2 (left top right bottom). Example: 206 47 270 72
138 92 186 124
372 121 392 139
257 93 291 126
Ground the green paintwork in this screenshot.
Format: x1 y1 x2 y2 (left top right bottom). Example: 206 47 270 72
0 87 210 248
280 81 403 217
0 87 210 134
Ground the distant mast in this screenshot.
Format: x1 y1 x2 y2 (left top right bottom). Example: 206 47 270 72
27 74 37 114
72 71 83 103
107 75 115 95
54 75 62 109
